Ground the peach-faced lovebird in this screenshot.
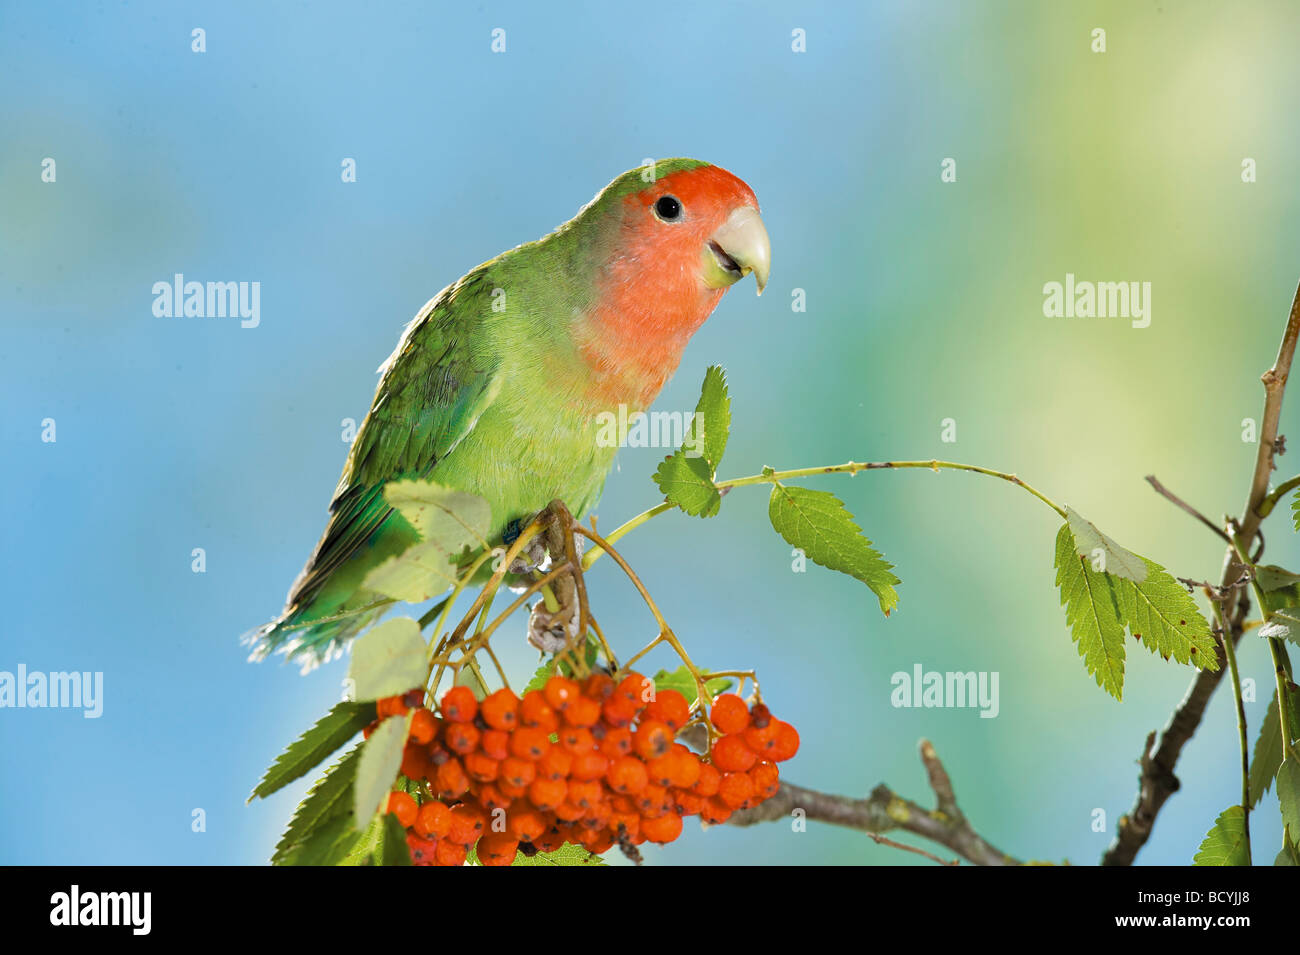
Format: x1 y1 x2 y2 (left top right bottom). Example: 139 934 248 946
249 159 770 667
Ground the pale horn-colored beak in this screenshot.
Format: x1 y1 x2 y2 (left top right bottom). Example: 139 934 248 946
704 206 771 296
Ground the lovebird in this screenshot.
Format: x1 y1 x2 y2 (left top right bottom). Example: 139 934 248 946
248 159 770 668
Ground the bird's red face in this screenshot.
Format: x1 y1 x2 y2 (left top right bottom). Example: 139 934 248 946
580 162 771 408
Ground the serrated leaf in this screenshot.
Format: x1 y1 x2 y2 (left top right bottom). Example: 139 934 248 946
1256 564 1300 592
345 617 427 702
1292 488 1300 532
693 366 730 472
651 666 733 707
768 484 899 615
1054 523 1126 700
362 482 491 601
383 480 491 548
352 715 408 826
276 813 363 867
272 745 362 864
1065 507 1147 583
338 813 386 866
654 452 721 517
512 844 606 866
376 811 413 866
1276 831 1300 866
1279 758 1300 838
1193 806 1251 865
251 701 373 800
1249 688 1300 806
1112 557 1217 670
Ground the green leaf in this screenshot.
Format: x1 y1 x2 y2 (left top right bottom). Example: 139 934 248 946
352 715 408 827
250 701 374 801
362 481 491 601
1276 832 1300 866
345 617 427 703
512 844 607 866
1054 524 1126 699
768 484 899 615
1292 488 1300 532
272 745 362 864
1193 806 1251 866
1279 758 1300 838
653 452 721 517
1064 507 1147 583
383 480 491 548
692 365 731 472
276 813 363 867
1249 688 1300 806
1255 564 1300 592
1112 557 1217 670
375 812 413 866
651 666 733 707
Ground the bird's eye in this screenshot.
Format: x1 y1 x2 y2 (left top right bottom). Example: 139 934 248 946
654 195 682 221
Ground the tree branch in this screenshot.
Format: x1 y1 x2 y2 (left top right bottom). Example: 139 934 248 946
1102 278 1300 866
727 739 1019 866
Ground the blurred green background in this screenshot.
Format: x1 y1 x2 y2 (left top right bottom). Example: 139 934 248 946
3 0 1298 865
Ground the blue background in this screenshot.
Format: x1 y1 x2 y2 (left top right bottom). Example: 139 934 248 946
3 0 1299 865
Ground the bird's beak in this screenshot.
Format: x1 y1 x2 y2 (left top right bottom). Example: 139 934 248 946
703 206 771 296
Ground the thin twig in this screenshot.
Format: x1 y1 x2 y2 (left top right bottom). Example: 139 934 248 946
727 739 1019 866
1144 475 1233 545
1103 277 1300 866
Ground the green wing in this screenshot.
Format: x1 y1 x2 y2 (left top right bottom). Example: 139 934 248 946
283 268 502 620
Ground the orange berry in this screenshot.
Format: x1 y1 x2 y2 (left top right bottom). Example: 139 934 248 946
477 783 512 814
400 743 431 781
672 789 705 816
510 726 552 761
377 695 409 719
463 752 499 782
447 802 487 845
408 708 438 745
520 690 559 732
767 721 800 762
386 790 418 828
700 796 733 825
528 777 568 812
500 756 537 788
543 675 580 711
601 695 641 728
641 811 683 844
633 720 674 760
477 832 519 866
480 688 519 730
553 801 585 823
506 805 548 842
598 725 633 758
415 800 452 839
533 823 566 852
362 719 380 740
480 728 510 760
635 784 670 818
444 721 480 755
610 811 640 838
709 694 750 735
667 746 702 789
750 761 780 800
497 778 528 800
435 839 467 866
579 828 615 854
567 778 603 810
644 689 690 730
693 762 721 797
718 771 755 808
565 696 602 728
606 756 649 794
646 753 676 788
406 832 437 865
440 686 478 723
433 758 469 799
560 726 596 754
583 673 615 702
712 734 757 773
536 745 572 781
570 751 610 781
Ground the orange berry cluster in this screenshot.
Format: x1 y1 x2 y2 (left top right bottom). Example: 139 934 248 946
367 673 798 866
